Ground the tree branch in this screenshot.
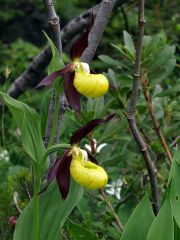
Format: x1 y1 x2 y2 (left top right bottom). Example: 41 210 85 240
81 0 116 64
43 0 65 164
127 0 159 215
43 0 62 53
7 0 128 99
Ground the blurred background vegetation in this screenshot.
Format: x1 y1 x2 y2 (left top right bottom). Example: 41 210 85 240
0 0 179 239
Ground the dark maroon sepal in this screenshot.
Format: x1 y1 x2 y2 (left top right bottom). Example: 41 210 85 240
38 160 60 195
70 13 95 60
64 71 81 114
60 63 73 75
38 150 70 195
36 64 73 88
47 159 60 184
70 114 116 145
56 150 73 200
36 71 61 88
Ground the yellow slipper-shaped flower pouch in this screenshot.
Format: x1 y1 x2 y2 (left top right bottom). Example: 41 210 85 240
70 148 108 189
74 71 109 98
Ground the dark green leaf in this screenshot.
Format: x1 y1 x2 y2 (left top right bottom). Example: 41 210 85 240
174 220 180 240
44 32 64 93
150 59 176 84
13 180 83 240
123 31 135 57
150 45 175 71
156 84 180 97
0 93 45 165
170 159 180 228
98 55 121 68
121 194 154 240
43 32 64 74
107 68 118 88
146 198 174 240
67 219 99 240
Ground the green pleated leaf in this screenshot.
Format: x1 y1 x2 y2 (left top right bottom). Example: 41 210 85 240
43 31 64 74
13 180 83 240
121 194 154 240
43 32 64 93
0 93 45 164
67 219 99 240
146 198 174 240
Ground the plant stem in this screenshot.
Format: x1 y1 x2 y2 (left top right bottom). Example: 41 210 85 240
33 176 41 240
141 81 173 164
48 91 60 148
127 0 159 215
99 189 124 232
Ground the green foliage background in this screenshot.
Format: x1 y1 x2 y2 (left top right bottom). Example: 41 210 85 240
0 0 179 239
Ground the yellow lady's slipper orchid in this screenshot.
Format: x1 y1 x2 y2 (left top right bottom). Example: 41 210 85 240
37 15 110 114
46 114 115 199
70 147 108 189
73 62 109 98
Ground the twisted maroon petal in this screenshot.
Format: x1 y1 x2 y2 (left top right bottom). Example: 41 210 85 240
39 150 70 195
87 152 98 164
64 71 81 114
70 114 116 145
36 64 73 88
70 13 95 60
47 159 60 184
36 71 61 88
56 150 73 200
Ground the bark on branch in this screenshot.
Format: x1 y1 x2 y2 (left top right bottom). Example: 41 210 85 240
43 0 65 163
81 0 116 64
127 0 159 215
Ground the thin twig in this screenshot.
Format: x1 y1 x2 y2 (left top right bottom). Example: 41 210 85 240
121 6 129 32
127 0 159 215
141 80 173 164
170 136 180 147
100 189 124 232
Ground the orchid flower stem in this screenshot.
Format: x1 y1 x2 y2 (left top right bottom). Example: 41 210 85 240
33 175 41 240
48 91 60 148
